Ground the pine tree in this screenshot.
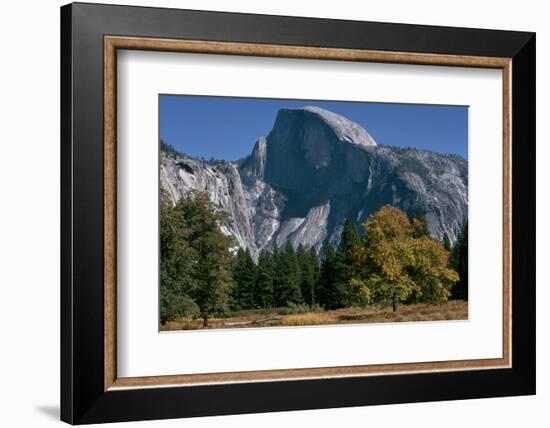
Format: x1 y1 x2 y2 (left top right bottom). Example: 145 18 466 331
174 190 235 326
341 219 361 251
274 242 302 306
308 248 321 303
159 191 198 324
318 241 342 309
255 251 275 308
333 219 361 307
450 220 468 300
271 244 282 306
297 244 316 305
231 248 257 310
284 242 303 305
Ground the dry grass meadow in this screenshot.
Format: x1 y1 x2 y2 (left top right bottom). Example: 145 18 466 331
160 301 468 331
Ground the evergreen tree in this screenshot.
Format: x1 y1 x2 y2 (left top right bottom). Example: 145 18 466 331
271 243 282 305
340 218 361 252
318 241 343 309
442 232 451 251
450 220 468 300
255 251 275 308
174 190 235 326
274 242 302 306
333 219 361 307
231 248 257 310
297 245 316 305
307 248 321 303
159 191 198 324
160 139 183 158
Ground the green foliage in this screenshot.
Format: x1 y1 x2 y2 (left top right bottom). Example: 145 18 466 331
307 248 321 301
159 191 197 324
274 242 302 306
161 192 463 326
232 242 321 311
318 242 343 309
180 191 235 326
159 281 199 325
408 236 459 303
160 139 184 158
449 220 468 300
297 245 317 305
159 190 235 326
231 248 257 310
316 220 362 309
341 218 361 250
334 219 361 306
255 251 276 308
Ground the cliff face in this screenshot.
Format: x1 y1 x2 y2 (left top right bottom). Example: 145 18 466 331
161 106 468 260
160 154 258 255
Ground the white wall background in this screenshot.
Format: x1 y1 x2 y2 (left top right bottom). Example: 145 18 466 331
0 0 546 427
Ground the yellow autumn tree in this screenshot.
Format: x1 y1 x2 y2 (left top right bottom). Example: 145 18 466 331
351 205 458 311
408 236 459 304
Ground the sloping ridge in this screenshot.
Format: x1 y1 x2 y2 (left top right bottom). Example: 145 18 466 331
302 106 377 148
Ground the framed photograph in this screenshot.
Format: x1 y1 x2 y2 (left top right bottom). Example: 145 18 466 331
60 2 535 424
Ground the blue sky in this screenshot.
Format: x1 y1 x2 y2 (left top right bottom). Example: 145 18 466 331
160 95 468 160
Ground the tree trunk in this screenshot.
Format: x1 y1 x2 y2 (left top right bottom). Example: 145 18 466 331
392 295 399 312
202 314 209 328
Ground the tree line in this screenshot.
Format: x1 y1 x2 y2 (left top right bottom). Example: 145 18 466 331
230 219 364 313
160 190 468 326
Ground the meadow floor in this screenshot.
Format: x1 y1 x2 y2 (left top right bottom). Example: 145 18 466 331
160 301 468 331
